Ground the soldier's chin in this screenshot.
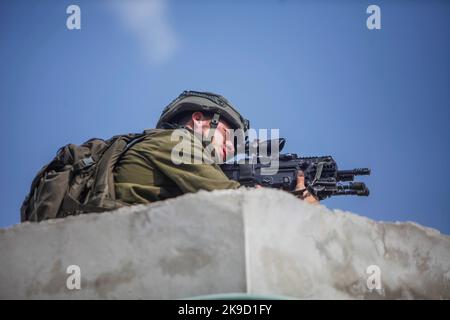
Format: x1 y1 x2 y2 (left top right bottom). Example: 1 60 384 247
216 149 226 163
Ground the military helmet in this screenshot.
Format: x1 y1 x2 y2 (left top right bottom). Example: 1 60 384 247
156 91 250 132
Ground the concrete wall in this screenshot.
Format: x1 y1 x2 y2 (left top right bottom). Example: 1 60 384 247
0 189 449 299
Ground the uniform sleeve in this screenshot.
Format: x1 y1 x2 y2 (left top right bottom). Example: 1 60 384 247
142 130 241 193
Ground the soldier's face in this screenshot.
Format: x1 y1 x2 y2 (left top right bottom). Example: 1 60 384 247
208 120 235 162
191 112 235 162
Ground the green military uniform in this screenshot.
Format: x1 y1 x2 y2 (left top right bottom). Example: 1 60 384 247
114 128 240 204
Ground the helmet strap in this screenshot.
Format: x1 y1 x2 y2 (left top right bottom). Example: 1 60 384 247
205 113 220 143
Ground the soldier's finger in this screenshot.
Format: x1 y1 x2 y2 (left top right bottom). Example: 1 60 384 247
295 170 306 191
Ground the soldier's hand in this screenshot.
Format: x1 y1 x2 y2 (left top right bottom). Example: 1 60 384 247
295 170 320 204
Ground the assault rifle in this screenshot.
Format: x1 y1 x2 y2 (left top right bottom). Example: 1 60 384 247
220 138 370 200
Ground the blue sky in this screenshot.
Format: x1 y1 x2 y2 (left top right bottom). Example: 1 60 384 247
0 0 449 234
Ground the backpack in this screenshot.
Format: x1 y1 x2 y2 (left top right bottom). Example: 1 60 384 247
21 129 155 222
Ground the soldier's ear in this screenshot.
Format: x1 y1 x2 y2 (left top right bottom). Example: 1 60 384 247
190 111 205 131
192 111 204 122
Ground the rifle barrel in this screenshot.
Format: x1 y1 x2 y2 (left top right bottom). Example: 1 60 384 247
337 168 371 181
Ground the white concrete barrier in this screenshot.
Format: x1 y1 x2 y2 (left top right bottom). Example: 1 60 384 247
0 189 449 299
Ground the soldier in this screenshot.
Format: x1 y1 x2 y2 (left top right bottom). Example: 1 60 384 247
113 91 319 205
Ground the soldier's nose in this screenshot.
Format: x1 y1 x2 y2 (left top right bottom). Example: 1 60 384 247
225 141 235 157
